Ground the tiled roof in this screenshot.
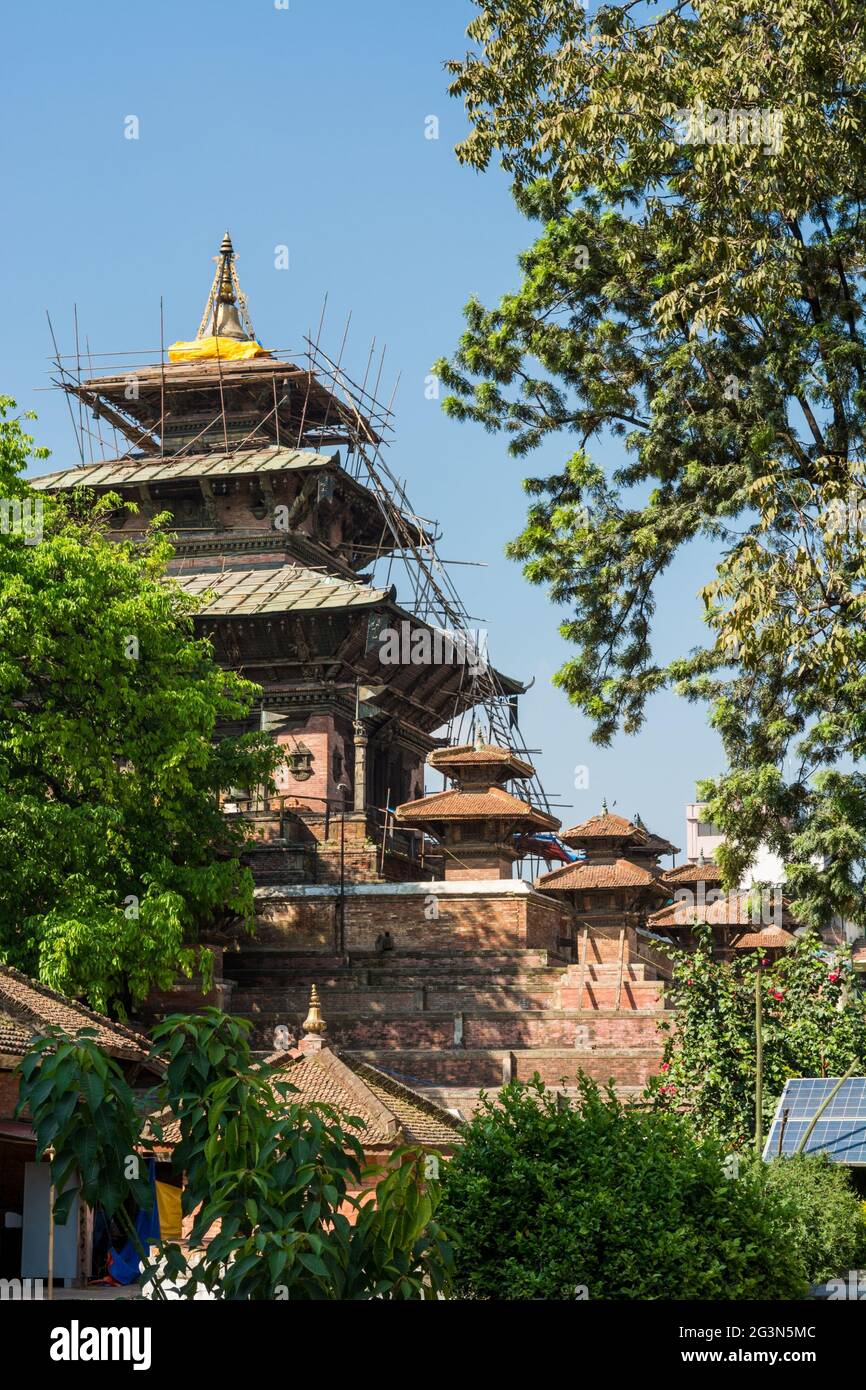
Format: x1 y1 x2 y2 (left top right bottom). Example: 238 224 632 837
730 928 797 950
172 564 391 617
428 743 535 780
0 965 149 1061
0 1015 32 1055
648 891 793 930
268 1047 463 1148
142 1107 181 1149
662 861 723 886
560 812 678 855
561 811 638 840
636 833 680 856
395 785 559 830
30 448 338 492
536 857 664 891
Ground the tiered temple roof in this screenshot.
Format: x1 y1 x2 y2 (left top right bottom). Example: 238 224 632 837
536 801 676 927
395 740 559 880
269 1047 462 1149
427 742 536 784
34 235 527 835
559 807 678 858
537 858 663 891
661 856 723 888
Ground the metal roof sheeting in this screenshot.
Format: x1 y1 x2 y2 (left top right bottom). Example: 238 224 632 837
30 448 339 491
175 564 392 616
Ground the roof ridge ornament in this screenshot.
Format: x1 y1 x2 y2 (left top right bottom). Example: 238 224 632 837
302 983 326 1037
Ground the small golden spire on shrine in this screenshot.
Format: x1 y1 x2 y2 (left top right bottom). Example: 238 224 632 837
302 984 326 1036
195 230 255 342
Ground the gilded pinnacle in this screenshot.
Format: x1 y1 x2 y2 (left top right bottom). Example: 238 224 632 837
302 983 326 1036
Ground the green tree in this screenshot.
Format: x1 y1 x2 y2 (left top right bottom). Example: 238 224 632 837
436 0 866 921
0 400 281 1012
658 927 866 1147
17 1011 453 1301
439 1073 807 1299
756 1153 866 1284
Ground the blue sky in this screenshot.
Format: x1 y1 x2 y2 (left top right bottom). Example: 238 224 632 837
1 0 724 851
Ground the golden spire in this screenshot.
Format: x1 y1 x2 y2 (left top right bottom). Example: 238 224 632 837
302 984 326 1036
196 230 256 342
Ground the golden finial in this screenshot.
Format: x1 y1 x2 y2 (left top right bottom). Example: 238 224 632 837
195 230 255 341
302 984 326 1036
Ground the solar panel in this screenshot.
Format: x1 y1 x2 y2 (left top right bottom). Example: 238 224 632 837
763 1078 866 1165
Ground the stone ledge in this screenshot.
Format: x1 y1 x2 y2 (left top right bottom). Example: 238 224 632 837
254 879 543 899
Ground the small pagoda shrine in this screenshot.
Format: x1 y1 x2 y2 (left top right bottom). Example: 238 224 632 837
660 851 723 896
394 741 559 879
648 881 797 960
535 803 676 929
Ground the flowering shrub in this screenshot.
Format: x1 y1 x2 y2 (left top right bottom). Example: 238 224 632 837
658 928 866 1148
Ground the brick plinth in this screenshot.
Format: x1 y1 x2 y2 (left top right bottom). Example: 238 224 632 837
214 877 671 1112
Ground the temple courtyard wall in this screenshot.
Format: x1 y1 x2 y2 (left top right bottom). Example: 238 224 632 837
144 881 672 1117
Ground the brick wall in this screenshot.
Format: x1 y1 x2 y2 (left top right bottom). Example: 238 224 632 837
0 1067 21 1120
252 886 570 957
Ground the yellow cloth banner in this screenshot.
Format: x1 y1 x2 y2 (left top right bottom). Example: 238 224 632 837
168 335 270 363
155 1180 183 1242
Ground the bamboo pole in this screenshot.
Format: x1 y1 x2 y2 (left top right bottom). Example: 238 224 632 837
795 1059 861 1157
379 787 391 876
755 962 764 1159
577 928 589 1009
47 1145 55 1300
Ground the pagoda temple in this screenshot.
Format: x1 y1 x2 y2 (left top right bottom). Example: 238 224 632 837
535 804 677 931
37 234 684 1117
33 233 524 885
394 740 559 879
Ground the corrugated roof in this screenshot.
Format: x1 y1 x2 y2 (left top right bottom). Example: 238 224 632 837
173 564 391 616
395 785 558 829
0 965 149 1061
537 857 663 891
30 448 338 492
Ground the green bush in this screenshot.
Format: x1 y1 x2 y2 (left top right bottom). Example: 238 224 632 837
439 1075 807 1300
756 1154 866 1285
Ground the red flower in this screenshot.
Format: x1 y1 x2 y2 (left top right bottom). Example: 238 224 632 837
828 972 840 983
769 988 784 1001
660 1062 670 1072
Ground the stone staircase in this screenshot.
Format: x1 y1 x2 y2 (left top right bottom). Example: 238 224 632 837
224 939 672 1116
